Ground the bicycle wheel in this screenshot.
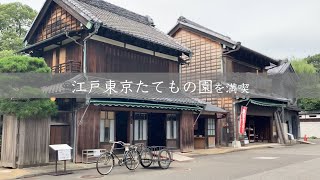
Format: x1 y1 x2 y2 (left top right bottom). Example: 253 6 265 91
124 150 140 170
158 149 171 169
139 148 153 168
96 152 115 175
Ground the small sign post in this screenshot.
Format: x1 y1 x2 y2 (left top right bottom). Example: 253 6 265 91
49 144 73 176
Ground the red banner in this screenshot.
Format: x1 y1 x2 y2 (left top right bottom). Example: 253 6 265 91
239 106 248 135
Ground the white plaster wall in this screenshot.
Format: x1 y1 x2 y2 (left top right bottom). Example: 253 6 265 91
300 122 320 138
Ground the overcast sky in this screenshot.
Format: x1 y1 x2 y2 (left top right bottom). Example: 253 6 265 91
1 0 320 59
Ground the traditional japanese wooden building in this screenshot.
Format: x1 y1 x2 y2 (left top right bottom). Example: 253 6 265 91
169 17 300 146
0 0 227 167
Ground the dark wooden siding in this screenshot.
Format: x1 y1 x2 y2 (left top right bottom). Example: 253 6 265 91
75 106 100 162
1 115 50 168
32 2 82 44
49 125 70 161
42 42 83 69
87 40 179 73
179 111 194 152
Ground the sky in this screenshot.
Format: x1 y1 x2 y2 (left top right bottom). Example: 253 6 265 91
1 0 320 60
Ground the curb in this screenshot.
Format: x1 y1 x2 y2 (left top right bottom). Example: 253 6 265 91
16 166 97 179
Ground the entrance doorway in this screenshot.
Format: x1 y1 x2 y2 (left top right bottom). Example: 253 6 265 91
116 112 129 144
49 125 70 161
245 116 271 143
148 113 166 146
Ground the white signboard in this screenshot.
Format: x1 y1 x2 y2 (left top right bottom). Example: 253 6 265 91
49 144 72 151
93 150 101 157
58 149 72 161
49 144 73 161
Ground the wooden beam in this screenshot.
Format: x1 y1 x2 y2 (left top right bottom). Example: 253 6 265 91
98 106 180 114
26 0 54 43
53 0 90 29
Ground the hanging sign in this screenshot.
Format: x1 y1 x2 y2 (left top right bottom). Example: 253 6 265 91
239 106 248 134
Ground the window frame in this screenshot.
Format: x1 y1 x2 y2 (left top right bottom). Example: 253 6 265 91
134 112 148 141
100 111 115 143
166 114 178 140
207 118 216 136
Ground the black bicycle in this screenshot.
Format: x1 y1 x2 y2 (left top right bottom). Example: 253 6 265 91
96 141 139 175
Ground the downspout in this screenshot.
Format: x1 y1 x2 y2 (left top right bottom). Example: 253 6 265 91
222 42 241 148
232 101 239 147
83 23 101 107
193 110 203 127
83 22 101 75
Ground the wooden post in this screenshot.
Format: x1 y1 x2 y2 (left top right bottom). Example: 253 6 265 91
179 111 194 152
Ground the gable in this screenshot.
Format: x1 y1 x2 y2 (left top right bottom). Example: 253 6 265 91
30 2 82 44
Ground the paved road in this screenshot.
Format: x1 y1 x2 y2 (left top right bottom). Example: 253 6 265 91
24 142 320 180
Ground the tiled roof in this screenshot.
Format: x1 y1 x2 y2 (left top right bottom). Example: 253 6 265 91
267 62 291 75
62 0 190 54
169 16 279 64
174 16 238 46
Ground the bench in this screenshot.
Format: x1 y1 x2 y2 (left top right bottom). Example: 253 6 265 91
82 149 107 164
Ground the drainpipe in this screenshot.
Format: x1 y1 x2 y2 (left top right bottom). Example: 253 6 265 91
222 42 241 148
83 23 101 74
193 110 203 127
232 101 239 147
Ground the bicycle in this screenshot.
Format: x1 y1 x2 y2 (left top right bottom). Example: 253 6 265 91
96 141 140 175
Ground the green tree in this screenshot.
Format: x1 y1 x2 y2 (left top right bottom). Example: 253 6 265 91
291 58 320 111
0 55 57 119
0 50 15 59
305 54 320 73
0 2 37 51
291 59 316 74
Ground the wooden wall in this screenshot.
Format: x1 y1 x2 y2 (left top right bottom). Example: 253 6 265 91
179 111 194 152
224 56 261 73
172 29 235 143
42 42 83 69
32 2 81 44
173 29 223 104
0 116 50 168
17 118 50 168
87 40 179 73
1 116 18 168
75 106 100 162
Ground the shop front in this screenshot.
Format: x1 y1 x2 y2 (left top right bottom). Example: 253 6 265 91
74 99 203 162
193 104 228 149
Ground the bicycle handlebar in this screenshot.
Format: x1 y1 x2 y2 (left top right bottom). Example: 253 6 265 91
109 141 126 146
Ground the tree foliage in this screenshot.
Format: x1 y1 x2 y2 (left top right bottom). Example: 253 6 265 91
0 2 37 51
0 55 57 119
0 50 15 59
291 59 316 74
291 58 320 111
0 56 51 73
305 54 320 73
